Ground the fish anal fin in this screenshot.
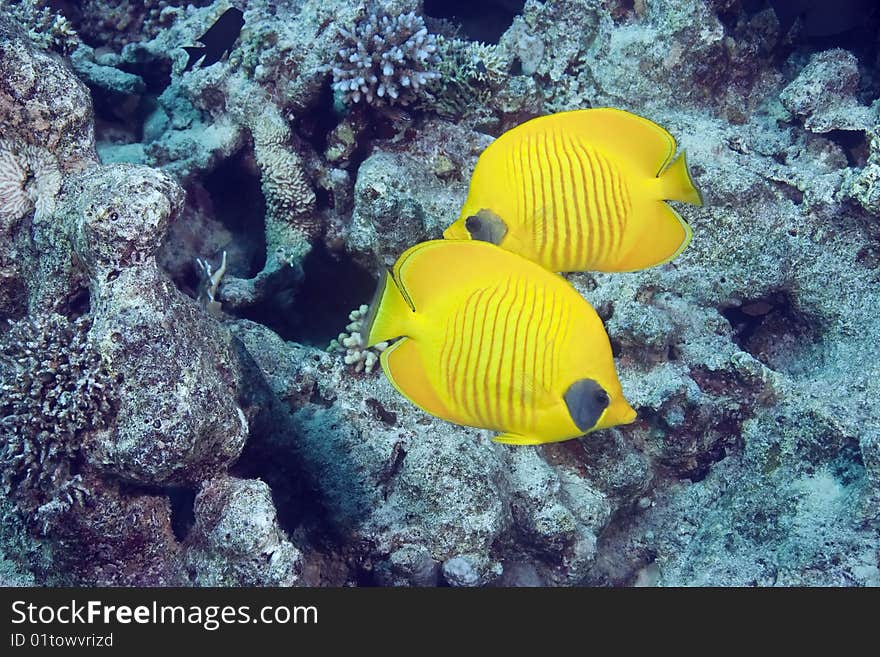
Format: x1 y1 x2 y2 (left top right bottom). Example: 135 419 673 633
612 203 692 272
380 338 451 420
492 433 544 445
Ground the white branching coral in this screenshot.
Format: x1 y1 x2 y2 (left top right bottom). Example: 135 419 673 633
331 5 441 107
329 304 388 374
196 250 228 316
0 140 62 224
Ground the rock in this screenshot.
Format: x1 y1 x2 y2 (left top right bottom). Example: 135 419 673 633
184 476 304 586
779 49 877 133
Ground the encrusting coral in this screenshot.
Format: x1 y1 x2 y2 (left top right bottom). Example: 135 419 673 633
427 37 508 118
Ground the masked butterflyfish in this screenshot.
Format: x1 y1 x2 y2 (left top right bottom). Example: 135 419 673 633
443 108 704 273
364 240 636 445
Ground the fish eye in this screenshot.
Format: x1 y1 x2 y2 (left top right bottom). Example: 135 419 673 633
595 389 610 406
465 215 481 234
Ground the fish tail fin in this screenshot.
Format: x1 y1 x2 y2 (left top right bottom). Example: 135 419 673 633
365 271 415 347
658 151 703 206
183 46 205 71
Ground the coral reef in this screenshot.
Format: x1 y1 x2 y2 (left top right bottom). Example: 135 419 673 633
0 0 79 55
779 49 878 133
1 0 879 587
184 476 303 586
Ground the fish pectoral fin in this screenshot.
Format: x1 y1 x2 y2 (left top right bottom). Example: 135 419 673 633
381 338 451 420
492 432 544 445
611 203 692 272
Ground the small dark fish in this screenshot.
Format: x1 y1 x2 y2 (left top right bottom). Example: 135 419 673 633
183 7 245 72
768 0 876 38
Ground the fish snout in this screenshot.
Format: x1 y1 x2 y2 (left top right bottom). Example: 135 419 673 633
442 219 470 241
610 397 637 426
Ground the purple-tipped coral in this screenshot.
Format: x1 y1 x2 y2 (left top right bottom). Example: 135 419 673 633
331 5 440 107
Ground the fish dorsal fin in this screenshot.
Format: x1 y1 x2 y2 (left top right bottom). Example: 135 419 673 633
380 337 452 420
611 203 692 272
509 108 677 179
392 240 528 309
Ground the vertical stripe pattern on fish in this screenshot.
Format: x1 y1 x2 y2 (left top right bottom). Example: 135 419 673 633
364 240 636 445
443 108 703 273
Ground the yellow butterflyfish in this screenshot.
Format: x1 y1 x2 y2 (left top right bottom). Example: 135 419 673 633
365 240 636 445
443 108 703 273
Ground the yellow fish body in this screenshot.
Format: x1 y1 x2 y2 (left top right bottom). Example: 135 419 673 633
365 240 636 445
443 108 703 273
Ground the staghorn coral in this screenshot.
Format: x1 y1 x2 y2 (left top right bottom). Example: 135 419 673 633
0 313 116 516
328 304 388 374
331 5 441 107
0 140 61 224
0 0 79 55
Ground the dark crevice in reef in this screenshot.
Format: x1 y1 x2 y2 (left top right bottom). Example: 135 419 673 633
720 291 821 375
117 55 173 97
230 438 313 537
203 149 268 278
297 82 339 155
63 285 92 318
229 340 338 549
90 86 147 146
824 129 869 168
167 487 197 542
716 1 880 78
424 0 531 43
228 339 327 539
241 243 376 346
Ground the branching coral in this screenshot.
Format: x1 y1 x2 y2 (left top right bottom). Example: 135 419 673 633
0 0 79 54
0 314 117 519
331 5 441 107
0 140 62 225
428 38 508 117
329 304 388 374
